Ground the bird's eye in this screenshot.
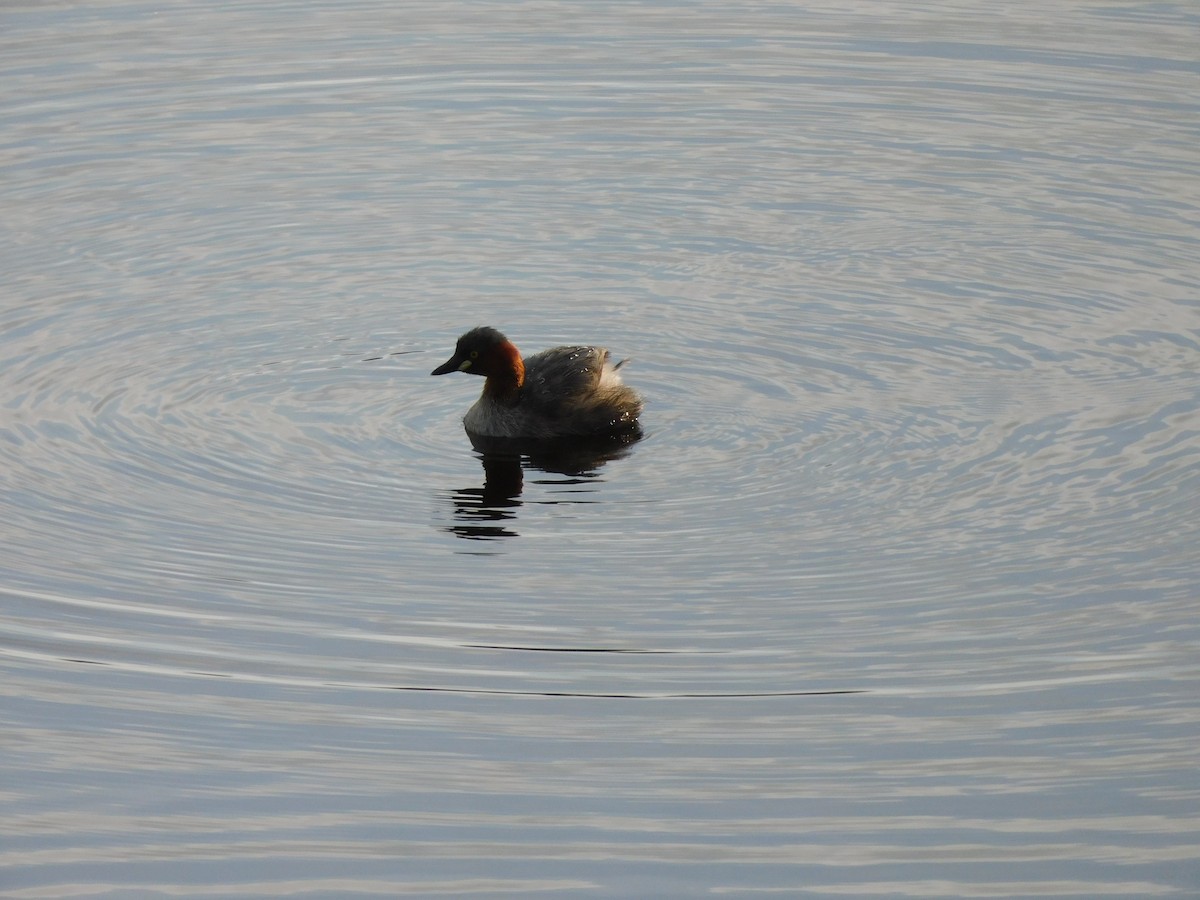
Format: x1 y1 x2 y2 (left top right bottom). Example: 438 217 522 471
470 350 479 359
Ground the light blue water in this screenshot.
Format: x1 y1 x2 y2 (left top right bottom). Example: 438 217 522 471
2 0 1198 896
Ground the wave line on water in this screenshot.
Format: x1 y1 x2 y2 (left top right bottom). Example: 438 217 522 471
0 646 867 699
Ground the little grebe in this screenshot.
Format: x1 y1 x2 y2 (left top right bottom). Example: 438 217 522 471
431 326 643 440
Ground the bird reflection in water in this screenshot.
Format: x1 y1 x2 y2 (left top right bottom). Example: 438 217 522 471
443 430 642 541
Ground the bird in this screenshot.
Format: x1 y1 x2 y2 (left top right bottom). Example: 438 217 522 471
431 326 642 440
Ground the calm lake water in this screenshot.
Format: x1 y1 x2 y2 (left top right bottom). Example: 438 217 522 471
3 0 1199 896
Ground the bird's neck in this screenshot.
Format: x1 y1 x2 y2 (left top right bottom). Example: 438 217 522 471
482 342 525 402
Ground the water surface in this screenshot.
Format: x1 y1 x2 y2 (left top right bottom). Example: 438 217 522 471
2 0 1198 896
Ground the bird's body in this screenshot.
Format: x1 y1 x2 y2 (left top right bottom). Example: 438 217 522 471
432 326 642 440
